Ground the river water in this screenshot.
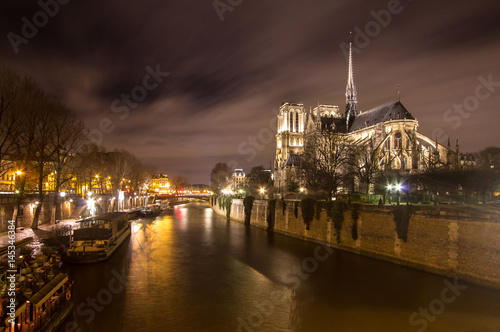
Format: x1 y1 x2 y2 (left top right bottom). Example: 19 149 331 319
59 202 500 332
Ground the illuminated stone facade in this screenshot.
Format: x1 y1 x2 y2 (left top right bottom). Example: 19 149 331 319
274 43 459 193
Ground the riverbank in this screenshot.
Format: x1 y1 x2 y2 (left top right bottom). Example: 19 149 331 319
211 197 500 290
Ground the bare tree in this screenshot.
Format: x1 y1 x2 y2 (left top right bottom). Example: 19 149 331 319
129 162 152 194
347 137 381 196
476 147 500 170
171 175 189 193
74 143 108 195
31 97 60 229
0 66 22 178
10 75 48 228
106 148 138 210
210 162 231 193
49 105 87 222
301 130 351 198
247 166 272 195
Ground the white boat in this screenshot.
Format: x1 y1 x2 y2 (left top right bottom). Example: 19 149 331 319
139 205 161 217
66 212 132 264
154 200 173 211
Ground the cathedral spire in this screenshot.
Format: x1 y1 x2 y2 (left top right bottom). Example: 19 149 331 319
345 33 358 131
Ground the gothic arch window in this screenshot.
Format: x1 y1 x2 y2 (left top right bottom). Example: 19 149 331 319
289 112 293 132
394 131 402 149
295 112 299 132
392 156 401 169
385 137 391 150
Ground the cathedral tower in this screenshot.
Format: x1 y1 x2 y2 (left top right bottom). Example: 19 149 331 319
345 40 358 131
275 102 306 169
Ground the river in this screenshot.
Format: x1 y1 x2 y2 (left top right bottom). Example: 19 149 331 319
59 201 500 332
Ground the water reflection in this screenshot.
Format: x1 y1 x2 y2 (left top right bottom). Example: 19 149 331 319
60 202 500 332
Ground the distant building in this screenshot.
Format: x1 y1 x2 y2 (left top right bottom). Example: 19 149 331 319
274 42 460 193
150 174 170 194
232 169 247 190
0 168 16 192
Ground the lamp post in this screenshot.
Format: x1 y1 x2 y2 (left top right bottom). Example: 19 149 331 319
386 184 393 205
395 183 402 206
14 170 25 232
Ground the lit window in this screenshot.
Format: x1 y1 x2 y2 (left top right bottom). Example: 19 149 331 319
394 132 402 149
385 138 391 150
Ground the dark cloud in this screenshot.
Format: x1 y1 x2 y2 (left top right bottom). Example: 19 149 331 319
1 0 499 183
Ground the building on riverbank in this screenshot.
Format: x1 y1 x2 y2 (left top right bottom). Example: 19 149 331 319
149 173 170 194
274 43 460 193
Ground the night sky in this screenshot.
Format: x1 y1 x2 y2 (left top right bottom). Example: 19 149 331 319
1 0 499 184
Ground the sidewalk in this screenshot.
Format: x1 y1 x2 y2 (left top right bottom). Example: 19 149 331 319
0 219 79 248
0 209 142 250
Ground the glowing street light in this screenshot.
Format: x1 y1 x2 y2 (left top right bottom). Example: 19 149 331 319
387 182 404 205
88 198 95 216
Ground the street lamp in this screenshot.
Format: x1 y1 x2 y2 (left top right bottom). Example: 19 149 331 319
87 198 95 216
259 188 265 199
388 183 403 205
386 184 393 205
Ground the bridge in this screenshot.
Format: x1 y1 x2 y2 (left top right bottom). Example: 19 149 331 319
156 194 211 202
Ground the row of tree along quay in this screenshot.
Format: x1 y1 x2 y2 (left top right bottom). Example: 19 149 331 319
209 129 500 206
0 65 159 229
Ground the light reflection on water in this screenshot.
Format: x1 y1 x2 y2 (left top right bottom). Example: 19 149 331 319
60 202 500 332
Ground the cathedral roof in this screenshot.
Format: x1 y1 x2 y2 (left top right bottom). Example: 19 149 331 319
320 117 346 132
283 153 301 167
349 100 415 132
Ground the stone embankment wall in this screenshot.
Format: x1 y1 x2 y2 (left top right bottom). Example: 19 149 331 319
0 198 78 231
211 197 500 290
0 194 155 232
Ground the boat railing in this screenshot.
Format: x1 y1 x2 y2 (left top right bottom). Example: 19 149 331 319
2 273 72 332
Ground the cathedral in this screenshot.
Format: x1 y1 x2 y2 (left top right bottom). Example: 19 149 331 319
274 42 460 194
